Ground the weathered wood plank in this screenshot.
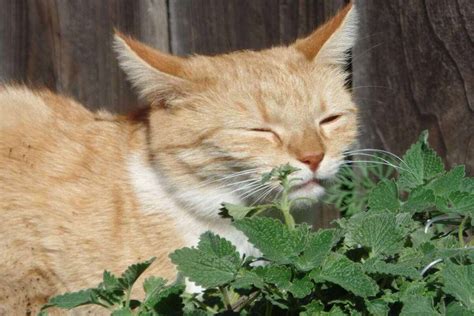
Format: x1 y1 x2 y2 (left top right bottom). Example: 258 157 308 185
169 0 347 56
353 0 474 174
0 0 169 113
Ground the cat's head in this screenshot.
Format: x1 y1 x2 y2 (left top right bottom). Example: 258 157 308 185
115 4 358 215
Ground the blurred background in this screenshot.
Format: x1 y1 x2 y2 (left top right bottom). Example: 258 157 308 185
0 0 472 227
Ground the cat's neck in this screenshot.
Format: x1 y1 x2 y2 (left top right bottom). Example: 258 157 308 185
126 141 252 252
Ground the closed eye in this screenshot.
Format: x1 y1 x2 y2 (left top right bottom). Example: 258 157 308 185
320 114 342 125
249 128 282 143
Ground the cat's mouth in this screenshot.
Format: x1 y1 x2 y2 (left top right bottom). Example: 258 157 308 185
293 178 320 190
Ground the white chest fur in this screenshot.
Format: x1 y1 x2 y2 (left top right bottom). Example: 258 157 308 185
127 153 256 256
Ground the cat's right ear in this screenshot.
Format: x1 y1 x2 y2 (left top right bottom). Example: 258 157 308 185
114 32 191 105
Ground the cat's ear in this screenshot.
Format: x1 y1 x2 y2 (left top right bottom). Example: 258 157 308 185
293 3 357 65
114 31 191 105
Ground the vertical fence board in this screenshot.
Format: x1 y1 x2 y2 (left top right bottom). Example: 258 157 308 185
0 0 169 113
353 0 474 174
169 0 347 55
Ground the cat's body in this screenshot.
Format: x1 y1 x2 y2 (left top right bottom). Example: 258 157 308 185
0 4 358 315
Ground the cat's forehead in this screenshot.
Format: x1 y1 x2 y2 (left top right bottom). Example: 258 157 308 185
193 52 347 105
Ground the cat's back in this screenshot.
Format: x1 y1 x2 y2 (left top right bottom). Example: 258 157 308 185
0 85 94 132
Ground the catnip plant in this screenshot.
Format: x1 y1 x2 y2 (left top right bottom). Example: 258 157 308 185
40 131 473 315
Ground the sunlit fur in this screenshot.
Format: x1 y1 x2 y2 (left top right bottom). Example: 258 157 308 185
0 4 358 314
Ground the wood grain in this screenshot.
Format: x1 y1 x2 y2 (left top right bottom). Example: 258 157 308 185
353 0 473 174
168 0 347 56
0 0 168 113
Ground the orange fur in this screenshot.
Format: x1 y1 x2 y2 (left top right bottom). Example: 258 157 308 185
0 4 358 314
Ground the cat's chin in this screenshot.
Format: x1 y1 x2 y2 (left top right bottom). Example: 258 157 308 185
288 179 325 201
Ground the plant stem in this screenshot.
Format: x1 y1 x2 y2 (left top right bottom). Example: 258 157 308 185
458 216 468 247
265 301 273 316
219 286 232 310
124 288 132 309
280 177 295 230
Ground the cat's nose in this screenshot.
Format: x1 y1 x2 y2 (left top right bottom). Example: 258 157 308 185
299 153 324 172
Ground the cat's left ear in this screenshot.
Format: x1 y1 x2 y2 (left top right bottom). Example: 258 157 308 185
293 3 357 65
113 31 193 105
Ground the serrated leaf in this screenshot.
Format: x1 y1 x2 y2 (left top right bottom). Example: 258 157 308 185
363 258 420 279
142 276 167 308
255 264 292 289
232 270 265 289
151 284 185 315
300 301 324 316
368 179 400 212
169 232 240 288
219 203 260 220
446 301 474 316
288 276 313 298
398 280 430 302
102 270 120 290
398 131 444 189
447 191 474 217
442 262 474 310
196 232 240 262
42 289 96 310
295 229 336 271
119 257 156 290
365 298 389 316
400 295 440 316
428 165 465 196
314 254 379 298
460 177 474 194
143 276 166 294
345 213 405 257
402 187 435 213
234 217 308 264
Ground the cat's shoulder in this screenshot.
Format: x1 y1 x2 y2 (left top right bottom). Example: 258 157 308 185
0 85 95 130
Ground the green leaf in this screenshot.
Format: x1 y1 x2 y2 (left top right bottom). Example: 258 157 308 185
402 187 435 213
151 284 185 315
295 229 336 271
169 232 240 288
219 203 263 220
232 270 265 289
42 289 97 310
447 191 474 217
428 165 465 196
446 301 474 316
196 231 240 261
102 270 120 290
398 131 444 189
119 257 156 290
255 264 292 289
363 258 420 279
288 276 314 299
234 217 308 264
368 179 400 212
460 177 474 194
300 301 324 316
400 295 440 316
365 298 389 316
313 254 379 298
142 276 167 308
345 213 405 257
442 262 474 310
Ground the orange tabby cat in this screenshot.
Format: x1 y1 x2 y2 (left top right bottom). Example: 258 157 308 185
0 4 358 315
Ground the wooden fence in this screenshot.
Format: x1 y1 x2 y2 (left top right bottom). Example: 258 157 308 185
0 0 472 227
